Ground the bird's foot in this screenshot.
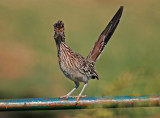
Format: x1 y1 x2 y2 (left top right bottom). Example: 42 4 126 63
60 95 70 99
60 95 87 104
76 95 87 103
69 95 86 98
59 95 86 99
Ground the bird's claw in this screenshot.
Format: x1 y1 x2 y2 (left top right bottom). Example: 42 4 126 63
76 95 87 103
69 95 86 98
59 95 87 101
60 95 69 99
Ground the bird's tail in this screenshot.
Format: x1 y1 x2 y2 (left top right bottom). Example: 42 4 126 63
87 6 123 62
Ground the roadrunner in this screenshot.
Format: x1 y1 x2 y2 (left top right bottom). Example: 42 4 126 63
53 6 123 102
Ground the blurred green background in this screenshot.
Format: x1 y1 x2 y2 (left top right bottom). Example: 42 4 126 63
0 0 160 117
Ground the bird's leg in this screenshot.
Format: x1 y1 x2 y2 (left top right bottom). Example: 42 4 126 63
60 82 79 99
76 82 88 102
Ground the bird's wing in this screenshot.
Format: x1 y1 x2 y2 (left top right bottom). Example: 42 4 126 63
73 52 99 79
87 6 123 62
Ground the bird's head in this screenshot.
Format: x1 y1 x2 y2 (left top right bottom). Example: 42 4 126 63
53 20 65 44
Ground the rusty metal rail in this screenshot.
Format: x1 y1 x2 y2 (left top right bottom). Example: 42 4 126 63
0 94 160 111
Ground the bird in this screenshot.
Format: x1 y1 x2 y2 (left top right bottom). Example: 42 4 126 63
53 6 123 102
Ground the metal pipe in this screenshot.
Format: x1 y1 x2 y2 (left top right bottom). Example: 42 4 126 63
0 94 160 111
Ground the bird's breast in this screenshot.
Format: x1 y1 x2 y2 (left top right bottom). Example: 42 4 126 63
58 42 89 82
59 59 88 82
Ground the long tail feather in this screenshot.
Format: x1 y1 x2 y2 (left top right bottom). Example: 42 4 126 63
87 6 123 62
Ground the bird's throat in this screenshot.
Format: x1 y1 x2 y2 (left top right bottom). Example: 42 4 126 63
55 36 65 53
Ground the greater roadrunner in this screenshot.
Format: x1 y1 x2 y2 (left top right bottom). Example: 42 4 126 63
53 6 123 102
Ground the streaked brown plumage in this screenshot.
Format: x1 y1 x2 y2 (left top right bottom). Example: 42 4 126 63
53 6 123 102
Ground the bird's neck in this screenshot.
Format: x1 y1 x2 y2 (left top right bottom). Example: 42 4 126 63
54 35 65 52
57 41 72 57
